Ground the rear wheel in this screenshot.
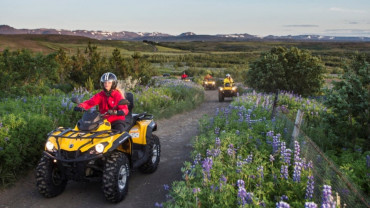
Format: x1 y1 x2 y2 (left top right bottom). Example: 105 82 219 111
102 152 130 203
139 134 161 173
36 155 67 198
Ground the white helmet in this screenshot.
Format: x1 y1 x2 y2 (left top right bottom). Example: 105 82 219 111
226 74 230 77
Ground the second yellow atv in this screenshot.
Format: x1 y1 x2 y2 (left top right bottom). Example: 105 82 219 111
36 92 160 203
218 82 237 102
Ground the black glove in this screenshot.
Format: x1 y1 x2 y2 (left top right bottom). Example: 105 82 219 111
108 110 125 115
74 106 84 112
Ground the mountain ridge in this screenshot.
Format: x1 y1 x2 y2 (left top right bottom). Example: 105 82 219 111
1 25 369 42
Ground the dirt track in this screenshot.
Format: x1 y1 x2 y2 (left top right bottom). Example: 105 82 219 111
0 90 231 208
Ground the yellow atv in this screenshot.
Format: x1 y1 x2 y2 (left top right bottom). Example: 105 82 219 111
36 93 160 203
202 79 216 90
218 82 237 102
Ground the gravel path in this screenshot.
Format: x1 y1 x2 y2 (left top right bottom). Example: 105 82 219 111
0 90 232 208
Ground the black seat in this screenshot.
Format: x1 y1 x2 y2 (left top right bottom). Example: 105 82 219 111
125 92 134 123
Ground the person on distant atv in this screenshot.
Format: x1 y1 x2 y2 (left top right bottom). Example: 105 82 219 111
181 72 188 80
204 74 212 81
77 72 129 132
224 74 234 84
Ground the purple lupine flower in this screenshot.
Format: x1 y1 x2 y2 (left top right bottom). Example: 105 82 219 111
227 144 235 156
212 149 221 157
245 192 253 204
163 184 169 191
236 130 240 135
154 202 163 207
193 187 201 194
305 175 315 200
237 179 245 188
293 161 302 182
272 135 281 154
270 155 275 162
294 141 300 161
257 165 264 179
321 185 336 208
266 130 274 137
238 112 244 122
202 157 213 178
237 186 247 204
280 165 288 180
280 195 289 201
245 153 253 163
215 137 221 147
236 161 243 173
306 160 313 169
276 201 290 208
193 153 202 165
281 142 286 161
220 175 227 184
304 202 318 208
366 155 370 168
245 113 251 124
214 127 220 135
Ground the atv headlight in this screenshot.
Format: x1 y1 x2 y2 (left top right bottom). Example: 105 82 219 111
232 87 237 91
219 87 223 91
205 81 208 84
95 143 105 153
46 141 55 151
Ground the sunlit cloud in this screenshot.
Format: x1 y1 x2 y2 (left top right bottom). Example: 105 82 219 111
329 7 366 14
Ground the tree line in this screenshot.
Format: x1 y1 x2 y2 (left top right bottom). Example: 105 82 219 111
0 42 157 97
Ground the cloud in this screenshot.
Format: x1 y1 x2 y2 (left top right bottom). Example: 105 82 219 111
283 25 319 28
348 22 359 24
324 28 370 36
329 7 366 14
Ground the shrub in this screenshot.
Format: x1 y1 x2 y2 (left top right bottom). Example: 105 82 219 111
246 47 325 96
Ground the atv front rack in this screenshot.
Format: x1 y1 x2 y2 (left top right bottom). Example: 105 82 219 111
47 127 121 139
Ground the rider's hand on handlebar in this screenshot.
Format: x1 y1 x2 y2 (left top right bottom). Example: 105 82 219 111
108 110 125 116
108 110 117 115
74 106 84 112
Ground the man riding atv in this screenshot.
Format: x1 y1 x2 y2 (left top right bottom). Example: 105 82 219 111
181 72 188 80
76 72 129 132
218 74 237 102
202 74 216 90
36 72 161 203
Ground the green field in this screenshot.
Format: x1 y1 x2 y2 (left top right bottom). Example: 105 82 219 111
1 34 369 75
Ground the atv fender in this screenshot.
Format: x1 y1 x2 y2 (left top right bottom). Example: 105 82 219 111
107 132 132 153
146 121 157 143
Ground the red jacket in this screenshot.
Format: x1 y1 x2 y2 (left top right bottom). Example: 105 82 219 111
181 74 188 79
79 90 129 123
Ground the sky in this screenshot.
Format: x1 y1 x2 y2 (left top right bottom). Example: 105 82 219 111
1 0 370 37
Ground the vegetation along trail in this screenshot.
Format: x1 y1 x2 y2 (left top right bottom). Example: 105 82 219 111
0 90 231 208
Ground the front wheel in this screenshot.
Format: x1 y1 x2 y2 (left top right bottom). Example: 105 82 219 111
218 92 224 102
102 152 130 203
139 134 161 174
36 155 67 198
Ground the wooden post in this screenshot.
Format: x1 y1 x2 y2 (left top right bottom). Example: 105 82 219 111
292 109 304 141
271 90 279 119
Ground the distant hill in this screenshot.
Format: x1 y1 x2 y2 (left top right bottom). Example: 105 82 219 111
1 25 370 42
